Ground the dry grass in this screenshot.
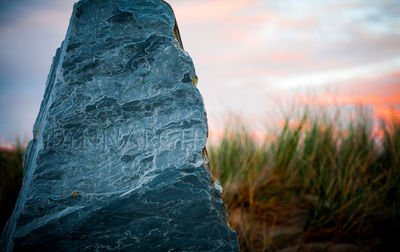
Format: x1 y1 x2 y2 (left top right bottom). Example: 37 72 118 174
208 110 400 251
0 143 24 232
1 109 399 251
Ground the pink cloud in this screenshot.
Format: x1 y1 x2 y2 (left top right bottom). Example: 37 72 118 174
268 52 304 62
334 72 400 95
172 0 256 24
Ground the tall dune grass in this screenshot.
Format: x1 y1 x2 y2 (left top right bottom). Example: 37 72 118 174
0 109 399 251
0 143 24 232
208 110 400 251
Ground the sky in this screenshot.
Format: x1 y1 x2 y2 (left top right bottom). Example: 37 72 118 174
0 0 400 145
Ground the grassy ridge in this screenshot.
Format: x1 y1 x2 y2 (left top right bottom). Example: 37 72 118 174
208 111 400 251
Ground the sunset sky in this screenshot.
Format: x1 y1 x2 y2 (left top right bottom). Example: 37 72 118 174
0 0 399 144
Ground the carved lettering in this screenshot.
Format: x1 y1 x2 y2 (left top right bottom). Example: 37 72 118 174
42 126 204 154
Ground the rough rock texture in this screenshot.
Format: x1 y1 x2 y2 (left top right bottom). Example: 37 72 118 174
1 0 239 251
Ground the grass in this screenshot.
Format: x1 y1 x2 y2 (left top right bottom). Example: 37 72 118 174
208 109 400 251
0 142 24 233
0 109 399 251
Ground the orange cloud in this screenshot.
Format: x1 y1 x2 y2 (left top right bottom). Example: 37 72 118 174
375 105 400 123
334 70 400 95
344 83 400 96
314 94 400 106
295 92 400 124
392 71 400 78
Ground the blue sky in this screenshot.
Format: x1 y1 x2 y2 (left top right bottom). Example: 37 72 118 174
1 0 400 145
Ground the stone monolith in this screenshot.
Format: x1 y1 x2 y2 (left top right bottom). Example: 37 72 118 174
1 0 239 251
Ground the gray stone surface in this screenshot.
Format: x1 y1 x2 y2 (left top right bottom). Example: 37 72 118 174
1 0 239 251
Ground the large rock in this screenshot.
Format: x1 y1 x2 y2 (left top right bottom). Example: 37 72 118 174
1 0 239 251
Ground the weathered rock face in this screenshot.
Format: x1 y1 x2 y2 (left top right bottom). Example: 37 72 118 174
1 0 239 251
